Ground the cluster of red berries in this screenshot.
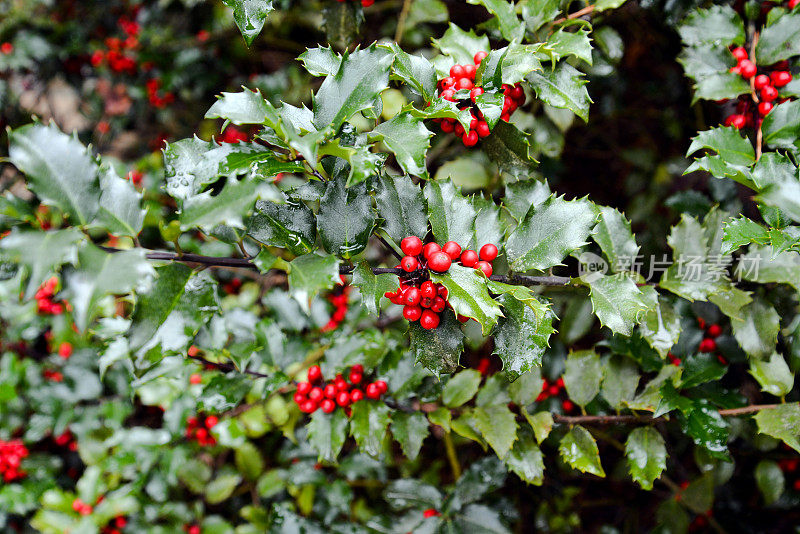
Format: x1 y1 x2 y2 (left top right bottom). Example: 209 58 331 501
185 414 218 446
723 46 794 128
35 277 67 315
0 439 28 482
222 277 242 295
183 525 201 534
1 42 12 55
293 365 387 415
535 377 576 413
336 0 375 7
697 318 727 365
127 170 144 187
145 78 176 109
43 368 64 382
218 125 251 144
383 236 498 330
72 498 94 516
779 456 800 492
431 51 525 147
54 429 78 451
90 14 140 74
101 516 128 534
322 278 350 332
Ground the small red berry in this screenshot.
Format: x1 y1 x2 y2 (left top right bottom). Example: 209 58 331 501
442 241 462 260
293 392 305 405
324 384 337 398
771 71 792 88
336 391 351 407
375 380 388 394
58 342 73 359
205 416 218 428
475 261 493 277
420 310 441 330
401 236 423 256
187 345 199 357
474 51 488 65
187 526 201 534
754 74 770 90
403 305 423 322
309 387 324 402
335 378 349 392
460 249 479 267
470 87 484 102
462 130 479 147
562 400 575 412
727 114 747 129
479 243 498 261
699 338 716 353
738 59 756 79
423 242 442 259
464 64 476 79
404 287 422 306
761 86 779 102
351 389 364 402
190 374 202 385
320 399 336 413
349 372 363 385
401 255 419 272
437 285 448 298
476 121 491 138
297 381 312 395
431 296 446 313
731 47 748 61
423 508 440 518
420 281 437 299
300 400 317 413
441 89 455 101
707 324 722 338
351 364 364 374
307 365 322 383
366 383 381 399
450 65 465 78
440 120 455 133
428 251 452 272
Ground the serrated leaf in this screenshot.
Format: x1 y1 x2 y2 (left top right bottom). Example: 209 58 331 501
680 353 726 389
65 245 154 331
548 26 593 65
391 412 429 460
559 426 605 477
493 294 554 380
687 126 755 167
206 88 271 125
322 1 363 50
601 355 640 409
423 179 477 246
375 175 429 244
506 194 597 272
722 216 770 254
317 176 375 258
762 99 800 151
524 410 553 444
287 253 341 312
563 350 602 407
8 123 101 225
678 5 744 46
179 174 280 231
730 298 780 359
755 460 785 505
504 429 544 485
96 167 145 237
639 288 681 358
508 368 542 405
625 427 667 490
409 311 464 374
477 44 543 88
503 179 550 221
591 207 640 272
308 409 349 463
442 369 482 407
313 45 394 131
585 274 650 336
430 264 503 335
382 44 437 102
736 245 800 291
427 407 452 431
384 479 443 511
682 400 729 458
0 228 84 297
756 10 800 64
750 352 794 397
754 403 800 452
247 197 316 256
298 46 342 77
432 24 490 66
223 0 273 46
349 401 391 456
482 120 538 179
351 262 397 316
527 62 591 122
474 404 518 459
467 0 523 42
519 0 559 32
370 112 432 178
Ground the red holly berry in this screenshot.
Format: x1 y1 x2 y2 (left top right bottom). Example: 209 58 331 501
365 383 381 399
479 243 498 261
758 102 774 116
450 64 465 78
470 87 484 102
324 384 337 398
464 64 476 79
375 380 388 394
401 236 423 256
771 71 792 88
401 255 419 272
754 74 770 89
460 249 479 267
474 51 488 65
187 525 201 534
293 392 305 405
336 391 351 407
423 242 442 259
438 285 448 298
300 400 317 413
420 310 441 330
738 59 756 79
699 338 716 353
58 342 73 359
297 381 312 395
205 416 218 428
307 365 322 383
188 345 199 357
404 287 421 306
761 85 779 102
428 251 452 272
707 324 722 338
456 77 474 91
335 377 349 392
726 114 747 129
476 121 491 138
351 389 364 402
731 47 748 61
351 364 364 374
320 399 336 413
349 372 363 386
309 387 324 402
403 305 422 322
423 508 441 518
442 241 462 259
562 400 575 412
431 296 446 313
475 261 493 277
420 281 437 299
462 130 479 147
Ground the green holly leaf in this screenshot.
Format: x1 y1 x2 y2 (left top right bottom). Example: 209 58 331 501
678 44 751 102
442 369 482 408
507 368 542 406
755 460 785 505
678 5 745 46
96 167 145 237
467 0 523 42
730 298 780 359
205 88 272 125
317 177 375 258
601 355 640 409
563 350 602 407
205 470 242 504
639 288 681 358
559 426 605 477
424 179 477 247
687 126 756 167
482 120 538 179
349 400 391 457
180 174 280 231
493 294 554 381
750 352 794 397
223 0 274 46
722 217 771 254
591 207 640 272
625 427 667 490
247 197 317 256
474 404 518 459
503 428 544 485
370 112 432 178
409 311 464 374
431 264 503 335
307 409 349 463
65 245 155 331
374 175 428 245
8 123 101 226
754 155 800 224
548 26 593 65
681 400 730 459
762 99 800 151
427 406 452 431
506 194 597 272
391 412 429 460
477 44 544 88
127 264 219 353
298 46 342 77
527 62 591 122
313 45 394 131
503 179 550 222
287 253 341 312
736 245 800 291
523 410 553 444
0 228 84 297
351 262 397 316
322 1 363 51
679 354 726 389
754 403 800 452
431 23 490 66
583 274 651 336
756 10 800 64
384 479 443 511
381 44 437 102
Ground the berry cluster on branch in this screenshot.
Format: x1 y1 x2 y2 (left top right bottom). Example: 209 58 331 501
0 439 28 482
185 414 219 446
723 46 794 128
293 365 387 415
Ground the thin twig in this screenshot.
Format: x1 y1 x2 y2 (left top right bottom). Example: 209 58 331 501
552 4 595 25
394 0 413 44
188 354 271 378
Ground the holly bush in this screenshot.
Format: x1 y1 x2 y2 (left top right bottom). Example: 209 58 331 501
2 0 800 532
